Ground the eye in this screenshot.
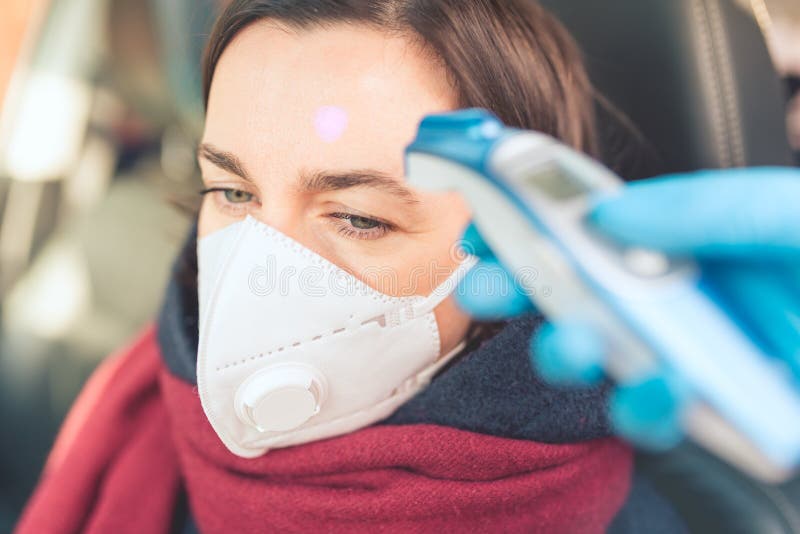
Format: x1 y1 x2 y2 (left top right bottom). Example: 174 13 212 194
222 189 253 203
199 187 256 204
199 186 258 216
348 215 381 230
328 212 393 240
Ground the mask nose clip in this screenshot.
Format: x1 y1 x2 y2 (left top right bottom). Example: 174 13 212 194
234 363 328 433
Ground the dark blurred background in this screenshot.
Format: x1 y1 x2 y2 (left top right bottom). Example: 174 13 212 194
0 0 798 531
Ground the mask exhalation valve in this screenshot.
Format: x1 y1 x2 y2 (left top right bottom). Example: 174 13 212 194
234 363 327 432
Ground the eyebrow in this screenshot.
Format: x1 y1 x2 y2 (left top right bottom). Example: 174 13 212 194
198 143 252 181
300 169 419 204
198 142 419 204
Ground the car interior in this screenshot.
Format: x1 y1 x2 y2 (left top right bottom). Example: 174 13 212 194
0 0 799 531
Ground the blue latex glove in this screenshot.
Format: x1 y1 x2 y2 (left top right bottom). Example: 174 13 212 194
456 167 800 449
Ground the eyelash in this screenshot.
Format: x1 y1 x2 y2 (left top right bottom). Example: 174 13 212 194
328 213 393 240
199 187 257 216
199 187 394 240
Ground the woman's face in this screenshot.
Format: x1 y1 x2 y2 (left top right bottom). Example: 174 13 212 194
199 21 473 355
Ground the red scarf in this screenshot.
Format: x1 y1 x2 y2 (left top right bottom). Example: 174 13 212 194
16 326 632 534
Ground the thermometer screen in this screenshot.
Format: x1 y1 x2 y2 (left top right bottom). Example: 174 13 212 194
524 167 588 200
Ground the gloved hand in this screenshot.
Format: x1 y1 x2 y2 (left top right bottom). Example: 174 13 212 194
456 167 800 449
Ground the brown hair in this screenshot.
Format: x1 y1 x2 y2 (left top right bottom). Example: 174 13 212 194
202 0 598 155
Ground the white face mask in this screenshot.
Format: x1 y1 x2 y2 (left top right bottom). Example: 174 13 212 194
197 215 477 458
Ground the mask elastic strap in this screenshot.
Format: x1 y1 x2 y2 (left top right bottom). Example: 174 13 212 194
410 254 478 318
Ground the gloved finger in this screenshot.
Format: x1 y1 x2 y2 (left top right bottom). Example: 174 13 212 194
529 321 606 385
702 261 800 380
531 320 692 448
455 257 535 319
609 372 690 451
588 168 800 261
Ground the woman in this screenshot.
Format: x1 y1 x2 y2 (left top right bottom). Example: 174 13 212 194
17 1 684 532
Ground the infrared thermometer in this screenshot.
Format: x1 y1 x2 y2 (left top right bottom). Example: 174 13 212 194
405 108 800 481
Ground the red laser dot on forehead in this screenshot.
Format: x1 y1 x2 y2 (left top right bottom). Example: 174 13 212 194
314 106 349 143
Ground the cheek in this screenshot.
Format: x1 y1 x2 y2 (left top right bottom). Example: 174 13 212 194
428 193 473 354
389 193 472 297
198 198 228 239
434 297 473 356
409 192 473 355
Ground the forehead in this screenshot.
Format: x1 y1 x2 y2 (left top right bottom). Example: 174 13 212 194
203 21 456 180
